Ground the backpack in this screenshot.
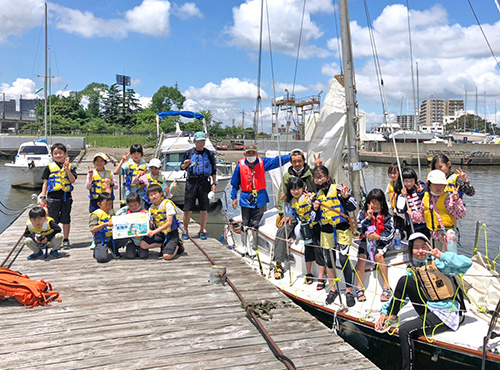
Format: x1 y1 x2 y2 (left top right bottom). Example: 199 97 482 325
0 268 60 308
411 260 455 302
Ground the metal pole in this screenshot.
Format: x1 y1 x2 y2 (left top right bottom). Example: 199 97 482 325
44 2 48 140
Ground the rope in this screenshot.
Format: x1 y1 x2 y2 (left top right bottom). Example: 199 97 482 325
242 300 294 321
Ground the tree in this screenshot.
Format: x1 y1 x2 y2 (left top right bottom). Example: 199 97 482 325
102 84 124 126
448 113 494 133
151 86 186 113
79 82 108 118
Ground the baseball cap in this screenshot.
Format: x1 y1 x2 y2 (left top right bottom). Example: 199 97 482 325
149 158 162 169
194 131 207 141
427 170 448 185
408 232 430 244
93 152 109 162
245 144 257 153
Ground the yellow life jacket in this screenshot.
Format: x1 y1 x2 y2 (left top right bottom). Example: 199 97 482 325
125 159 147 189
316 184 342 226
445 173 459 193
91 208 113 239
26 217 55 239
149 199 179 234
89 169 113 199
291 194 312 223
387 180 396 209
423 192 455 231
146 173 165 188
47 162 72 192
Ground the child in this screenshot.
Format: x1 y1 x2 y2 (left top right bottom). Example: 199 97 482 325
273 177 319 283
86 152 118 213
89 192 125 262
312 166 357 307
355 188 394 303
431 153 475 197
139 184 184 260
411 169 465 252
386 162 399 211
132 158 169 208
393 167 428 239
24 206 64 260
115 192 148 259
40 143 77 250
114 144 147 199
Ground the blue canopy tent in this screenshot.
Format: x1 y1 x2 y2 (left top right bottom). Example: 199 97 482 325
155 111 206 136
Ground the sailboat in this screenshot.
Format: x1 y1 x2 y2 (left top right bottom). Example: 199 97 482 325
4 3 52 188
224 1 500 369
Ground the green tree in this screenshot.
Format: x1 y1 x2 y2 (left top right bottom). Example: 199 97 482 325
448 114 493 133
151 86 186 113
102 84 123 126
80 82 108 118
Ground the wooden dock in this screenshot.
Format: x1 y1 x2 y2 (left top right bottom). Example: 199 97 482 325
0 149 378 369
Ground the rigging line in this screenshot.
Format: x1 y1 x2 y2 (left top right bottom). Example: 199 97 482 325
333 0 343 74
495 0 500 15
292 0 307 95
31 12 44 83
253 0 265 145
467 0 500 71
405 0 422 179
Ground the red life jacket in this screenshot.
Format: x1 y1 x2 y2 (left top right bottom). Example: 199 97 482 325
239 157 266 192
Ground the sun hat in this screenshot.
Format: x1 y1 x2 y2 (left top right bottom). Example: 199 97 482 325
194 131 207 141
93 152 109 162
426 169 448 185
408 232 430 244
148 158 162 169
245 144 257 153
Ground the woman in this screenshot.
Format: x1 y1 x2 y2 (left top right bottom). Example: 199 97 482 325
374 232 472 370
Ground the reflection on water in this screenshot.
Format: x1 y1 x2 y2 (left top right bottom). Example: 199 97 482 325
0 159 38 234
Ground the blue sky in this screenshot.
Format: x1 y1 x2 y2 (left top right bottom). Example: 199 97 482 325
1 0 500 132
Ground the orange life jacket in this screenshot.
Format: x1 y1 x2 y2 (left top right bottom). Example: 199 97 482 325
238 157 266 192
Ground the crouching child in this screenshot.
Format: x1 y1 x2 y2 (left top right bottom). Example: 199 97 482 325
115 192 148 259
140 184 184 260
25 206 64 260
89 192 126 263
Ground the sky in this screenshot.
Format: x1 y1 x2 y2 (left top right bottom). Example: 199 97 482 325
1 0 500 132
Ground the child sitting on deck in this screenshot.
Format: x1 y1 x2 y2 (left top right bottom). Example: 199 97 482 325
89 192 126 263
24 206 64 260
86 152 118 213
139 184 184 260
115 192 148 259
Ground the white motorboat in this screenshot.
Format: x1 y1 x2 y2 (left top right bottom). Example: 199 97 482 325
5 140 52 188
452 132 488 143
155 111 233 205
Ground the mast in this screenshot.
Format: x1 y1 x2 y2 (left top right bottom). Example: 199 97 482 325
338 0 361 205
44 2 48 140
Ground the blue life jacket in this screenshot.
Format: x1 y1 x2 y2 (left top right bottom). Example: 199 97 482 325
187 149 212 178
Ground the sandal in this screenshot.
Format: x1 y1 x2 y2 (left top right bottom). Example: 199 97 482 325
356 289 367 302
316 279 326 290
380 288 392 302
274 265 284 280
305 274 314 285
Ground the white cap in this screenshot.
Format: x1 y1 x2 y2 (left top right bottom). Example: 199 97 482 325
426 169 448 185
149 158 162 169
408 232 430 244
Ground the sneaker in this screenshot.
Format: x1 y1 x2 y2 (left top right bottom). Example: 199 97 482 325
49 250 62 259
27 251 44 260
198 232 207 240
112 251 121 259
346 292 356 307
182 232 189 241
62 240 70 250
325 290 339 305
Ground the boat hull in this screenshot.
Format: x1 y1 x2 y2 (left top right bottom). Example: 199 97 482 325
4 164 45 188
165 175 232 205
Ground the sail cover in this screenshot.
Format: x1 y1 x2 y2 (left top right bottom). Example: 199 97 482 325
306 77 347 179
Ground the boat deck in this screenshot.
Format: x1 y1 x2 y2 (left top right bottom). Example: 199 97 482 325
0 149 377 369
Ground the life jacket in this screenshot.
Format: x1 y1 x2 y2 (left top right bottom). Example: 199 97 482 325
411 261 456 301
387 180 396 209
445 173 459 193
149 199 179 234
47 162 73 193
0 267 60 308
26 217 56 240
187 149 213 177
91 208 113 243
316 184 344 226
89 169 113 199
238 157 266 192
146 173 165 188
291 194 312 223
423 192 455 231
125 159 147 191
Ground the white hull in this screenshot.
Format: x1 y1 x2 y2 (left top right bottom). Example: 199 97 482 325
453 132 488 143
224 208 500 367
164 174 232 205
4 164 45 188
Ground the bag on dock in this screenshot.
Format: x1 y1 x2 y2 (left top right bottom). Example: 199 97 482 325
0 268 60 308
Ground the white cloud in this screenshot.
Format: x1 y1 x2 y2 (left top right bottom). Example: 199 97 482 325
172 3 203 20
0 0 44 43
125 0 170 36
226 0 332 58
0 78 37 99
184 77 266 100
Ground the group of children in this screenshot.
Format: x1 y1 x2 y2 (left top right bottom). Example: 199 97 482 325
273 153 473 307
25 143 184 264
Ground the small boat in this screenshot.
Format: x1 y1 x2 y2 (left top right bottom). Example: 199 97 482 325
155 111 233 205
452 131 488 143
5 140 52 188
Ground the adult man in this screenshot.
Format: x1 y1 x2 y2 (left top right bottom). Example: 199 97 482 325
180 131 216 240
231 144 290 254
